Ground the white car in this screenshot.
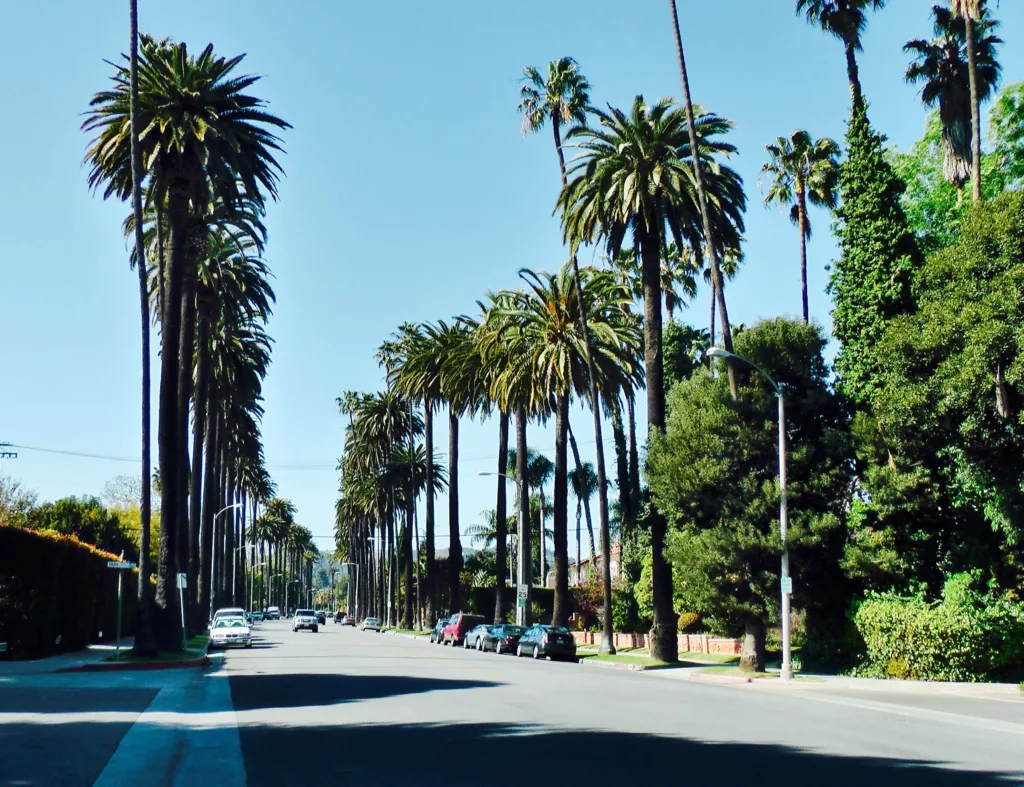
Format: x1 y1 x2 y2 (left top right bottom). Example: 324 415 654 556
211 607 246 629
293 609 319 633
265 606 281 620
210 617 252 648
361 617 381 632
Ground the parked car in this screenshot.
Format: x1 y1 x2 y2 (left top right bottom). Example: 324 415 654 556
316 611 327 625
516 624 577 661
265 606 281 620
333 610 346 623
442 612 487 647
210 617 252 649
361 616 381 632
292 609 319 633
463 624 492 650
210 607 246 629
250 610 264 622
429 617 448 644
341 615 355 626
481 624 527 654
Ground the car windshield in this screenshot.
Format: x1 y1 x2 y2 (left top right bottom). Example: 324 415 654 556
215 618 246 628
547 626 570 634
296 610 314 616
365 618 378 624
503 626 526 635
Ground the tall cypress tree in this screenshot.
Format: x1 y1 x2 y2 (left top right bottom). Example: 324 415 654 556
831 103 923 405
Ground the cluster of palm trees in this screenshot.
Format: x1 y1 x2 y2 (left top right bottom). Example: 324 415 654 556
83 12 296 652
251 499 318 614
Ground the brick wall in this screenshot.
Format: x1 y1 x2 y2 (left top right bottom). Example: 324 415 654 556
572 631 742 656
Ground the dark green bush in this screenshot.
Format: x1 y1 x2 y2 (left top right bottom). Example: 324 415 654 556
854 572 1024 681
0 525 137 659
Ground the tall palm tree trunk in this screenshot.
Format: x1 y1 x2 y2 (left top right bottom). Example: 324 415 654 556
567 424 597 559
555 110 615 650
199 401 219 622
424 403 437 623
176 236 199 600
403 399 415 629
640 226 678 662
516 408 531 613
965 16 982 203
155 181 189 651
844 40 864 110
668 0 737 402
493 410 509 624
610 396 631 533
448 409 462 611
552 393 570 627
797 185 810 323
128 0 156 658
187 311 211 633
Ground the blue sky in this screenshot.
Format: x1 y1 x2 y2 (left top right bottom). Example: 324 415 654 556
1 1 1021 555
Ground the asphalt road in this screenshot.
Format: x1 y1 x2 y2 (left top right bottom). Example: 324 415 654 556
2 620 1021 786
224 620 1024 786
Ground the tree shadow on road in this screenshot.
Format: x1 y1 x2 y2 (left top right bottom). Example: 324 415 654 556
236 720 1022 787
229 673 501 712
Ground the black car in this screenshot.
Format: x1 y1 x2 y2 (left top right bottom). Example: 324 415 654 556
463 624 492 650
316 611 327 625
481 624 526 654
429 617 448 644
516 624 577 661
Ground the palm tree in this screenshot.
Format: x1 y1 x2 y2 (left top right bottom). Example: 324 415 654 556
84 37 289 649
568 461 598 583
760 131 841 322
126 0 156 658
794 0 887 109
905 4 1001 197
950 0 989 202
558 96 743 660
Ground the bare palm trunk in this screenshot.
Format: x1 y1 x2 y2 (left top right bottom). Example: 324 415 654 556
555 112 616 651
448 409 462 611
567 424 596 559
516 408 531 612
187 305 211 634
626 395 640 533
965 17 982 203
155 180 189 651
493 410 509 624
552 393 570 628
709 273 716 345
669 0 737 402
403 401 415 629
844 40 863 110
797 184 810 323
177 236 199 613
424 403 437 623
128 0 157 658
610 395 631 531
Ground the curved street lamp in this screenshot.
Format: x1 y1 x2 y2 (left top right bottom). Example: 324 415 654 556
708 346 793 681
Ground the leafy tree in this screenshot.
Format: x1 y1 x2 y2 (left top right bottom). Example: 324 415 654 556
830 103 923 406
760 130 840 322
904 4 1001 194
663 320 710 391
25 497 137 560
0 474 36 527
795 0 887 108
990 80 1024 187
647 319 852 670
871 192 1024 590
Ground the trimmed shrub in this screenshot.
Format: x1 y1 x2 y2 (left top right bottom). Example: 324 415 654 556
677 612 700 633
0 525 138 659
854 572 1024 681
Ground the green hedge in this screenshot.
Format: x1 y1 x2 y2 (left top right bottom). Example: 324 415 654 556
854 572 1024 682
0 526 138 659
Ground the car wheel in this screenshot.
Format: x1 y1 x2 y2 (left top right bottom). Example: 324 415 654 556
495 641 501 655
245 643 252 649
533 645 542 660
312 626 318 633
477 637 484 652
516 644 523 658
463 637 470 649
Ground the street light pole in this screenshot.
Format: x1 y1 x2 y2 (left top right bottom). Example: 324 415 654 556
339 562 359 620
708 346 793 681
479 470 525 626
250 562 266 616
209 503 243 620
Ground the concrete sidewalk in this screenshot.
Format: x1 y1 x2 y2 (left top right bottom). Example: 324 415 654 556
0 638 136 675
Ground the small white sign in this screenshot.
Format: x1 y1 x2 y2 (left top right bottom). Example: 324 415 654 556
516 584 528 600
0 642 7 653
176 573 187 589
107 561 137 569
781 576 793 594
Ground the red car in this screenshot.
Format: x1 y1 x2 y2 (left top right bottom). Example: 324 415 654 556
442 612 487 646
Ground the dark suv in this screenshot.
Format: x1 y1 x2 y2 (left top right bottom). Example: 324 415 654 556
442 612 487 647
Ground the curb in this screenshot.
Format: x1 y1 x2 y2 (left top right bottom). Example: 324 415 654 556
689 671 752 685
578 657 645 672
59 651 209 673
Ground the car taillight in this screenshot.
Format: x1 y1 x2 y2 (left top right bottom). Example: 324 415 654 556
542 633 549 644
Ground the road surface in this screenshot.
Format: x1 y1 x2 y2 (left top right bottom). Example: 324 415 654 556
1 619 1022 786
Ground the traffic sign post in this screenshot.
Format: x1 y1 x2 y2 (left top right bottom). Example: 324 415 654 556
780 576 793 595
177 573 188 648
516 583 528 610
107 559 136 661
